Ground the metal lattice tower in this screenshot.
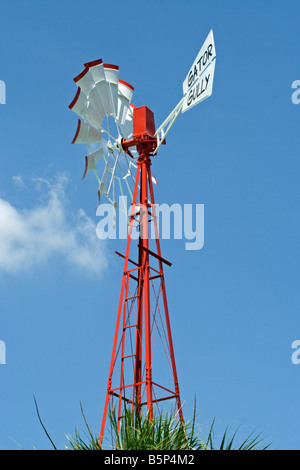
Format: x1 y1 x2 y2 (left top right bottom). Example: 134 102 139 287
99 107 184 443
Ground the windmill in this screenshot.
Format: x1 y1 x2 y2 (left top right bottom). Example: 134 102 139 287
69 30 216 445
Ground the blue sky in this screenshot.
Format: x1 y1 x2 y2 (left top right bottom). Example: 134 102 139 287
0 0 299 450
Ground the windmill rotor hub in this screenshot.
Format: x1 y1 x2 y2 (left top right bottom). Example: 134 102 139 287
120 105 159 158
121 135 157 159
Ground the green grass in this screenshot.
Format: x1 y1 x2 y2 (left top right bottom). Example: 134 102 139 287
64 402 270 451
34 395 271 450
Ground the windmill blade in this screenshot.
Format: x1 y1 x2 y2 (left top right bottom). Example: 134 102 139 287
84 59 106 84
69 87 103 129
90 64 119 118
83 148 104 179
77 60 106 117
87 64 119 120
72 119 103 144
88 85 107 120
74 60 107 120
103 64 119 117
98 153 111 198
70 60 138 208
121 104 136 139
74 59 105 94
117 79 134 126
88 85 107 121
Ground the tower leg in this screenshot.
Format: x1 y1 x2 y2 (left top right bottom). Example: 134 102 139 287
139 154 153 419
147 164 184 423
99 164 141 445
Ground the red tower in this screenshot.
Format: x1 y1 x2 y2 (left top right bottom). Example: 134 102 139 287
99 106 183 444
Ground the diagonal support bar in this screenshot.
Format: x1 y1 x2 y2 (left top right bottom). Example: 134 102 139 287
153 98 184 154
137 244 172 267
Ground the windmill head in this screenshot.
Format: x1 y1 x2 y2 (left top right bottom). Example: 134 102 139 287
133 106 155 138
69 30 215 206
120 105 161 158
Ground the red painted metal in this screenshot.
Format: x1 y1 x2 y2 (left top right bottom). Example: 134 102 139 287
133 105 156 138
99 106 183 445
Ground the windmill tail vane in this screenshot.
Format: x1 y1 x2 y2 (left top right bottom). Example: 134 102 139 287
69 29 216 446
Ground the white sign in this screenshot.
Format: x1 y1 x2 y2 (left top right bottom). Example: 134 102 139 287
182 30 216 113
154 29 216 153
182 30 216 94
182 59 216 113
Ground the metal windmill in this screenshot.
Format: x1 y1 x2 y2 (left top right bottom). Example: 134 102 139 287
69 30 216 445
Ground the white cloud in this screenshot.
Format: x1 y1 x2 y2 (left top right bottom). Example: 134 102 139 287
0 174 108 276
12 174 26 189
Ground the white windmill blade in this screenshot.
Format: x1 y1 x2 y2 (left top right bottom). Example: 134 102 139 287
70 60 139 208
88 85 107 120
73 59 105 94
72 119 103 144
117 79 134 126
121 104 136 139
74 60 120 121
88 85 108 121
87 64 119 119
84 59 106 84
103 64 119 117
69 87 103 129
90 64 119 118
83 148 104 179
98 153 111 196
